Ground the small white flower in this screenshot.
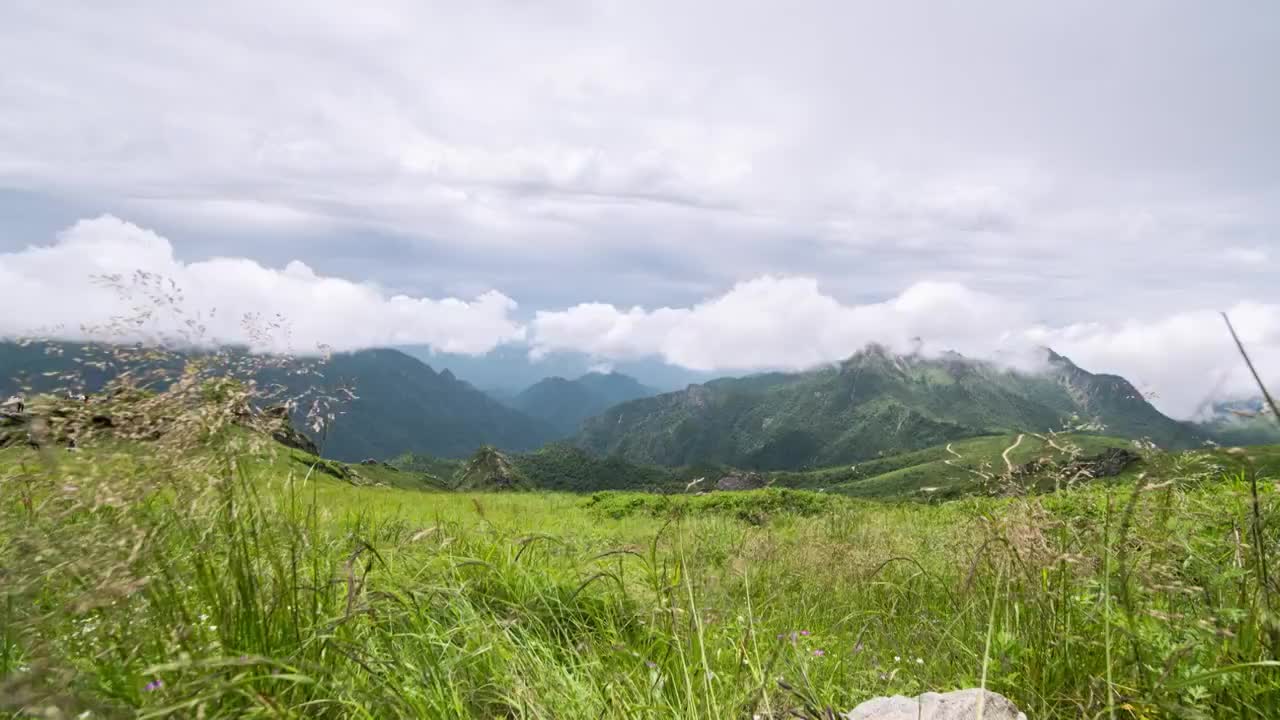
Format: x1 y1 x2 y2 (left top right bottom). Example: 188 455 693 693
894 655 901 663
915 657 924 665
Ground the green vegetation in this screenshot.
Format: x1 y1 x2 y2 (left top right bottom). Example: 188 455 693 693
5 336 1280 718
1 341 558 463
4 420 1280 718
577 345 1202 470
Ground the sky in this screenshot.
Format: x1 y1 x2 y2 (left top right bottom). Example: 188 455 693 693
1 0 1277 417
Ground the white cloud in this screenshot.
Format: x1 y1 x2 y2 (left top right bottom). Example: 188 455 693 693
532 276 1026 370
531 275 1280 418
5 216 1279 419
0 215 524 354
1029 304 1280 417
1 1 1278 318
1224 247 1270 265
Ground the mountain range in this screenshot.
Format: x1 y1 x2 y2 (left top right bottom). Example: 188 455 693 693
0 341 556 462
574 345 1203 470
4 339 1267 472
509 372 656 435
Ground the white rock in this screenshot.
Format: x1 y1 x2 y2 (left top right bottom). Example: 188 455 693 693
845 688 1027 720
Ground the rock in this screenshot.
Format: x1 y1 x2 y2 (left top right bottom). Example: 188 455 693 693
1070 447 1139 478
262 405 291 420
259 405 320 455
1016 446 1141 483
845 689 1026 720
273 425 319 455
90 414 114 429
715 471 767 491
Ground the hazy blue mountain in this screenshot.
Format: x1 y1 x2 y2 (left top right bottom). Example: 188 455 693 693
1197 397 1280 446
512 372 656 435
398 343 723 393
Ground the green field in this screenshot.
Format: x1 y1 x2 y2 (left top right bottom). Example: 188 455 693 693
4 420 1280 718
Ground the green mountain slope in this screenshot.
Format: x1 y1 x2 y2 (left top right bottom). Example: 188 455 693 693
511 372 655 435
0 340 558 462
576 345 1201 470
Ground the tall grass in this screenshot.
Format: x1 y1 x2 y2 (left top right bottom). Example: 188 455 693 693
3 417 1279 717
1 297 1277 718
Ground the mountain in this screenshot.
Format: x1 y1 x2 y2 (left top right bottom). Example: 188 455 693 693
0 340 557 462
398 343 723 393
1197 397 1280 446
575 345 1201 470
511 372 656 435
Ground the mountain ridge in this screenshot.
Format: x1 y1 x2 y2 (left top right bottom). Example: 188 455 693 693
574 345 1202 469
0 340 558 462
511 371 655 435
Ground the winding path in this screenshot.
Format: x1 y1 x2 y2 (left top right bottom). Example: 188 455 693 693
1001 434 1025 474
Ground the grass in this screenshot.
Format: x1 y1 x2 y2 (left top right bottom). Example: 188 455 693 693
4 419 1280 718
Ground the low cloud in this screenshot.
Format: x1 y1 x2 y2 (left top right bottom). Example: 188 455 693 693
531 276 1027 370
0 215 525 354
3 216 1277 420
532 275 1280 419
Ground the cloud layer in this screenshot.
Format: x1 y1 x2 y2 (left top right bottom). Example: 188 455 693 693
4 217 1276 419
0 216 524 354
1 1 1277 316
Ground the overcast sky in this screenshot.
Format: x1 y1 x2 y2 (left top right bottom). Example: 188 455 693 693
1 0 1277 417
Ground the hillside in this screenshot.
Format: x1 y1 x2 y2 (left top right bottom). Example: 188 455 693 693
576 345 1202 470
4 391 1278 718
510 372 655 435
0 340 557 462
1197 397 1280 446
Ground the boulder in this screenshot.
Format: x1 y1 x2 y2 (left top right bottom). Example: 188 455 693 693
845 689 1026 720
715 471 767 491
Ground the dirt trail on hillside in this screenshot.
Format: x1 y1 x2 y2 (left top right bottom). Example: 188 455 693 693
1002 434 1025 474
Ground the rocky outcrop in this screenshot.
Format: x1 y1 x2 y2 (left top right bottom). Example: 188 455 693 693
261 405 320 455
715 471 768 491
845 689 1026 720
1017 446 1140 483
1069 447 1140 477
360 458 399 471
0 410 29 448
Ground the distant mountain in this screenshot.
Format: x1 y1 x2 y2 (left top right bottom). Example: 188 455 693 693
1197 397 1280 446
575 345 1201 470
398 343 723 393
0 340 557 462
512 372 656 435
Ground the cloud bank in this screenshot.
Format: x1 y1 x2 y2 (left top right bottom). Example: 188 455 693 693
0 216 524 354
4 217 1275 420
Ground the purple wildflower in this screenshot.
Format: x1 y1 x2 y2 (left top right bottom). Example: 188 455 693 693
812 649 825 656
144 679 163 692
800 630 810 636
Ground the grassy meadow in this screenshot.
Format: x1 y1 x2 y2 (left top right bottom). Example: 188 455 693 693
3 418 1280 719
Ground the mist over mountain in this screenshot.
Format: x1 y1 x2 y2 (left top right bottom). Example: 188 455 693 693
398 344 724 396
1196 397 1280 446
575 345 1203 470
